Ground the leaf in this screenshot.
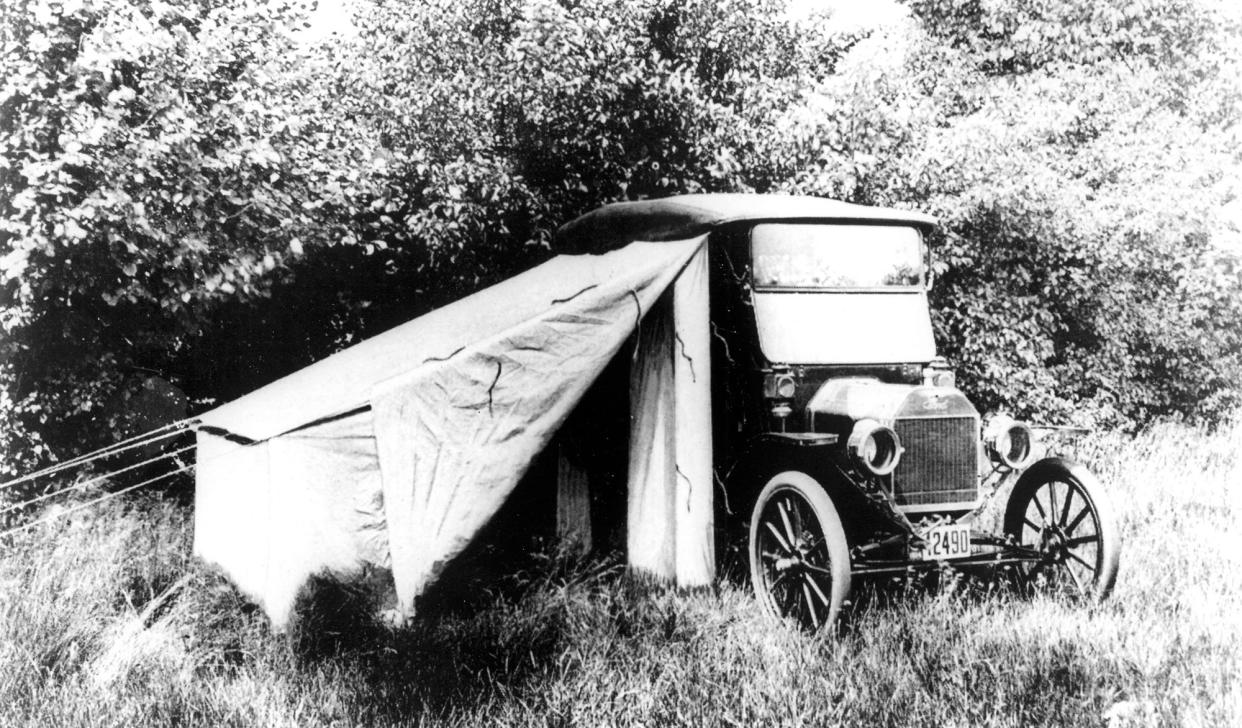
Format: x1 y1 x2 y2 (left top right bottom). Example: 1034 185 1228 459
62 219 87 241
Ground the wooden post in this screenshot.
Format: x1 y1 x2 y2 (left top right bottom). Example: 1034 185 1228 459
556 443 592 553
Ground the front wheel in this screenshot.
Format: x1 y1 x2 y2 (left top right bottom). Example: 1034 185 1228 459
1003 457 1121 600
748 472 851 631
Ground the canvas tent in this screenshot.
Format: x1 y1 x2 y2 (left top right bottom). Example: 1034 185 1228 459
194 194 935 626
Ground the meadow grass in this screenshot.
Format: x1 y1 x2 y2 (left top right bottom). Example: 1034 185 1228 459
0 418 1238 727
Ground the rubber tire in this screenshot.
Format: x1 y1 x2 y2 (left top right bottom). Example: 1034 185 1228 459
1003 457 1121 600
748 471 852 631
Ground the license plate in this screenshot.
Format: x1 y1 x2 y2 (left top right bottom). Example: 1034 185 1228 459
920 523 972 560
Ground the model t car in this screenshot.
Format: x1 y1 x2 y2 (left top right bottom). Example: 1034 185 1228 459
558 194 1121 631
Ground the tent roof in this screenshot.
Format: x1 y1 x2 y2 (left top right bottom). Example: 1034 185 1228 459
553 194 937 254
195 240 702 442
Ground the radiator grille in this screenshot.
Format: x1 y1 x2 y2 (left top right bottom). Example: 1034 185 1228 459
892 416 979 508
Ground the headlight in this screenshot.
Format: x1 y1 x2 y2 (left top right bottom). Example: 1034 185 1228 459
923 361 956 388
847 419 903 476
763 371 798 399
983 415 1035 469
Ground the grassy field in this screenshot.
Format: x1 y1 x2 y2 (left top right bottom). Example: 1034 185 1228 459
0 419 1238 727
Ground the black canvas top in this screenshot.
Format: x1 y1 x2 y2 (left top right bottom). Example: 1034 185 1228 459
553 194 937 254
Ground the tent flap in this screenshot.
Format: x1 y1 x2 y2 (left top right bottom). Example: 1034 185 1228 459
626 243 714 586
372 238 704 614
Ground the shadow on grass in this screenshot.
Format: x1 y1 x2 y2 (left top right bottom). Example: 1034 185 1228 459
277 468 605 721
279 543 607 721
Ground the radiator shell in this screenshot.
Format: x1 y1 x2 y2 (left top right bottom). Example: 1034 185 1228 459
806 378 982 512
892 414 980 511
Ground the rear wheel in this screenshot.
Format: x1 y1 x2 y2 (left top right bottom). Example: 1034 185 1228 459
748 472 851 631
1003 458 1120 600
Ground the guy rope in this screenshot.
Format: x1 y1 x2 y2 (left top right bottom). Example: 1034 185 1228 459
0 419 200 538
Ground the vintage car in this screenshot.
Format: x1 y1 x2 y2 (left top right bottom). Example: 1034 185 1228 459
559 195 1122 631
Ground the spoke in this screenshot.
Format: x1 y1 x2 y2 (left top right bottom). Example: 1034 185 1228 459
1048 484 1060 525
779 571 799 611
804 536 826 558
1061 562 1087 594
777 498 799 549
761 550 783 562
764 520 792 553
802 582 820 629
1031 492 1049 524
769 570 790 592
773 574 795 615
1065 549 1096 571
805 572 831 607
1064 535 1099 549
1023 517 1042 533
802 562 836 577
1065 505 1092 535
787 495 807 533
1059 485 1075 526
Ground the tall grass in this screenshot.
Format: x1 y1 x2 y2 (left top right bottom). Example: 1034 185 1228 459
0 418 1238 727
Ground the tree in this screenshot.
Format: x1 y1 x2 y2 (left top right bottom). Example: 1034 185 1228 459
0 0 382 473
781 0 1242 425
3 0 1240 476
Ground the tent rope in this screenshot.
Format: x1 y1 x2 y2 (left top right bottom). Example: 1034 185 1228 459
0 427 268 539
0 419 196 492
0 443 197 517
0 461 196 539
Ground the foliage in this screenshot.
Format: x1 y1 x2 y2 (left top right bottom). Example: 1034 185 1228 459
0 0 384 471
319 0 836 328
780 0 1242 425
2 0 1241 471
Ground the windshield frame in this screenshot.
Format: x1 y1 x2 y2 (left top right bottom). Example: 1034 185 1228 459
748 222 927 293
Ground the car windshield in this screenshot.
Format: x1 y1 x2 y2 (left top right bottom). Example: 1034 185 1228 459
751 224 923 289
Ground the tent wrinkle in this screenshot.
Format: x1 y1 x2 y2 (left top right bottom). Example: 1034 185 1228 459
551 284 599 305
674 330 697 383
422 346 466 365
486 361 502 417
626 290 642 328
197 424 255 445
279 404 372 439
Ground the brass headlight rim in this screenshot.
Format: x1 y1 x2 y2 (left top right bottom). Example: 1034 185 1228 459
984 415 1035 470
847 419 904 477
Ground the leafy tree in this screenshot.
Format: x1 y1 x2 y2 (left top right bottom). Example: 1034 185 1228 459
783 0 1242 425
0 0 381 473
3 0 1240 477
252 0 853 377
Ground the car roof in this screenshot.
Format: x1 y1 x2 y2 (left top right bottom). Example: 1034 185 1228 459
553 193 937 254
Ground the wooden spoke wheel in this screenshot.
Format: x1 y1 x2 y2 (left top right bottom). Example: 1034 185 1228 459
748 472 851 632
1004 458 1120 600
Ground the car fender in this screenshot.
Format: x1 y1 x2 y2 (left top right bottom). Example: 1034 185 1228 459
722 433 869 523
